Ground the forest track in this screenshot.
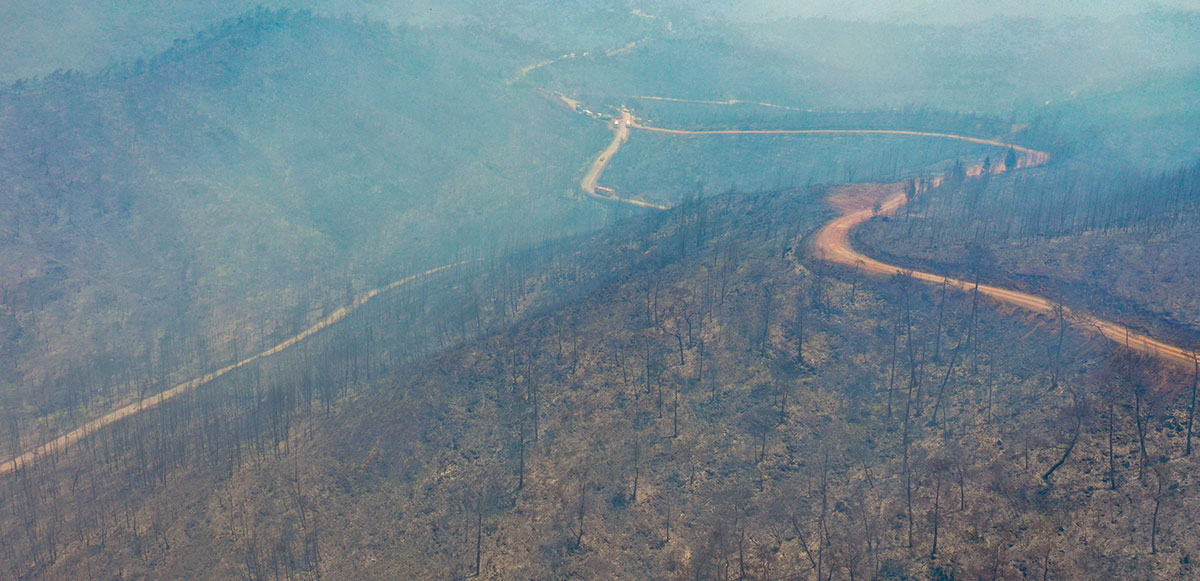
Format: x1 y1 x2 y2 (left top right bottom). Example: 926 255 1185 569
812 181 1196 368
581 103 1192 369
7 94 1191 476
630 121 1051 159
579 109 669 210
630 95 810 112
1 261 471 476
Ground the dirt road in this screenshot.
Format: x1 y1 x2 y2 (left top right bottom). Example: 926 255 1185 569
579 109 669 210
1 261 470 475
811 180 1197 368
581 107 1189 368
630 121 1051 164
6 98 1189 475
630 95 809 112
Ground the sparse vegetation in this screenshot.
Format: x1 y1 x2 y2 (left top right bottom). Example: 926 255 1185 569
2 2 1199 579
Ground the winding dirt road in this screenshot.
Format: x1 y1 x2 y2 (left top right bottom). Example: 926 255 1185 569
6 95 1192 476
813 181 1196 368
579 109 669 210
581 105 1193 369
1 261 470 475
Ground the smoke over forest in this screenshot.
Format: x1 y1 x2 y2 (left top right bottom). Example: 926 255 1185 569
1 1 1198 578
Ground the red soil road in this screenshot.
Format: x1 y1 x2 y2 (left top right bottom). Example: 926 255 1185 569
812 178 1197 369
6 104 1192 475
1 261 472 476
606 113 1192 369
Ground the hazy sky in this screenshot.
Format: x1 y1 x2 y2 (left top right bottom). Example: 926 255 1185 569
1 0 1196 83
723 0 1199 23
0 0 449 82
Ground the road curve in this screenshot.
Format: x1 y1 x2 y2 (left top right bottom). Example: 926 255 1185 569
7 100 1192 475
582 108 1191 369
1 261 471 475
579 109 669 210
811 181 1197 368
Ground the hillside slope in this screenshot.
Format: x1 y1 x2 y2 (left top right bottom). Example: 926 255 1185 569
6 181 1199 578
0 10 607 453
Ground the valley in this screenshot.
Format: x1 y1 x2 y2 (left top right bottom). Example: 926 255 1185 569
1 5 1198 579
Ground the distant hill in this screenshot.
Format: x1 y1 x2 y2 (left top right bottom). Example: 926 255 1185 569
4 6 1200 579
0 9 606 430
1045 68 1200 167
533 10 1200 115
0 0 666 83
